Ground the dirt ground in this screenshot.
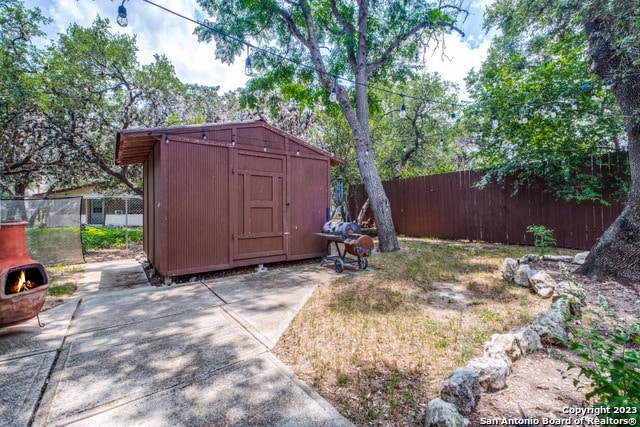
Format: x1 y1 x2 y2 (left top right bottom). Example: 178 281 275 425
471 260 640 425
52 246 640 425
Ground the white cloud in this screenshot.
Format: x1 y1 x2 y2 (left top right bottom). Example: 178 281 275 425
425 34 491 100
25 0 248 93
24 0 491 97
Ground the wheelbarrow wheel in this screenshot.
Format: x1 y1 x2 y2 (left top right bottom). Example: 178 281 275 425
358 257 368 270
334 258 345 273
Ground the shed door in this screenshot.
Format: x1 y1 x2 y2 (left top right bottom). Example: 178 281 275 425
233 151 286 260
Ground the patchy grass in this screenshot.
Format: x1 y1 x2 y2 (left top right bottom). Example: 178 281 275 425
274 238 570 426
46 263 83 298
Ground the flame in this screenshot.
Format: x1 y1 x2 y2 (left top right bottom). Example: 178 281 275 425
17 270 27 292
8 270 37 294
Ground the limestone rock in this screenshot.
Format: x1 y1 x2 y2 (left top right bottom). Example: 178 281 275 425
466 357 509 392
519 254 541 263
483 342 512 370
440 367 482 416
530 298 571 345
490 333 523 361
514 264 536 288
573 252 589 265
530 270 556 298
511 325 542 356
502 258 519 282
542 255 574 262
424 398 465 427
552 281 586 316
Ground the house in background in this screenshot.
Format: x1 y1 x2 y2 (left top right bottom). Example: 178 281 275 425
115 120 344 279
33 183 142 227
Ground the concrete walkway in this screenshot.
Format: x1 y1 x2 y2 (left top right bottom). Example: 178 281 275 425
0 260 353 426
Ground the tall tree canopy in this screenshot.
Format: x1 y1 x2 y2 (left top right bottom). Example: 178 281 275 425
194 0 468 251
466 29 627 203
1 1 235 198
0 1 56 197
484 0 640 282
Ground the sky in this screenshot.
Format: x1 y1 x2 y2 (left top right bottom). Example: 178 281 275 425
24 0 493 98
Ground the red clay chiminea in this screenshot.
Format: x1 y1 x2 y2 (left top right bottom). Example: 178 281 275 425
0 222 49 327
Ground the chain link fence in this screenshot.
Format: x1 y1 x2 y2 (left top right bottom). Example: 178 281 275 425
0 197 84 265
0 195 144 265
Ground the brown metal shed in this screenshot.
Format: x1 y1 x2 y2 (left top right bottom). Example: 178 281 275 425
115 120 344 279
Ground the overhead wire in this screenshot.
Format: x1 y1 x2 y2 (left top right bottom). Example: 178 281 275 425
135 0 619 123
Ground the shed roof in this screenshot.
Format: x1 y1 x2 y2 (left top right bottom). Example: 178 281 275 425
115 120 345 166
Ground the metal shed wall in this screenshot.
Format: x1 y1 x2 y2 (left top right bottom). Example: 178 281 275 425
125 121 339 278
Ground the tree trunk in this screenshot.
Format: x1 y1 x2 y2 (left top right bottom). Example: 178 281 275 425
356 147 399 251
350 41 400 252
576 18 640 282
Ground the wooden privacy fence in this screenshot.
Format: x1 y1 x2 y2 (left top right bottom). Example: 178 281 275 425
349 170 626 250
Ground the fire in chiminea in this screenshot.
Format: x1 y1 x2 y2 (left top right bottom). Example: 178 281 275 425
0 222 50 327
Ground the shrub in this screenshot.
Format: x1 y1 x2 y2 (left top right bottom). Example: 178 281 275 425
565 298 640 419
81 226 143 251
526 224 557 255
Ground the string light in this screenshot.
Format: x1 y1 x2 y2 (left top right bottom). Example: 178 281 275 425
399 95 407 119
330 82 338 103
492 115 498 129
244 48 253 76
518 109 529 124
117 0 128 27
129 1 615 125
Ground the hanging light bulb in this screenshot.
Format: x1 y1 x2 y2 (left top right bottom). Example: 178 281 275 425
399 96 407 119
492 115 499 129
521 111 528 124
329 83 338 103
550 106 557 118
117 1 128 27
450 104 457 120
263 143 267 152
244 55 253 76
571 100 578 110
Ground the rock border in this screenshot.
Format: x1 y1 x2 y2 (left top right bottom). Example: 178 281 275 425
423 252 588 427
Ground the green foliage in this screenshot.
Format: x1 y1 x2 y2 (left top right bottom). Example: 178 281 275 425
525 225 556 255
2 2 232 197
81 226 143 251
466 29 628 203
566 299 640 418
370 75 467 181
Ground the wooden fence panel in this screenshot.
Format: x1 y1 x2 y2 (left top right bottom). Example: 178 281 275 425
348 170 626 250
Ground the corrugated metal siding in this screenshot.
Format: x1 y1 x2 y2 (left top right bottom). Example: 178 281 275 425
149 143 166 271
128 121 340 278
164 141 230 273
350 170 626 250
287 155 329 258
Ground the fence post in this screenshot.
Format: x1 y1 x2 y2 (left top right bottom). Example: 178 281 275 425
125 197 129 254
